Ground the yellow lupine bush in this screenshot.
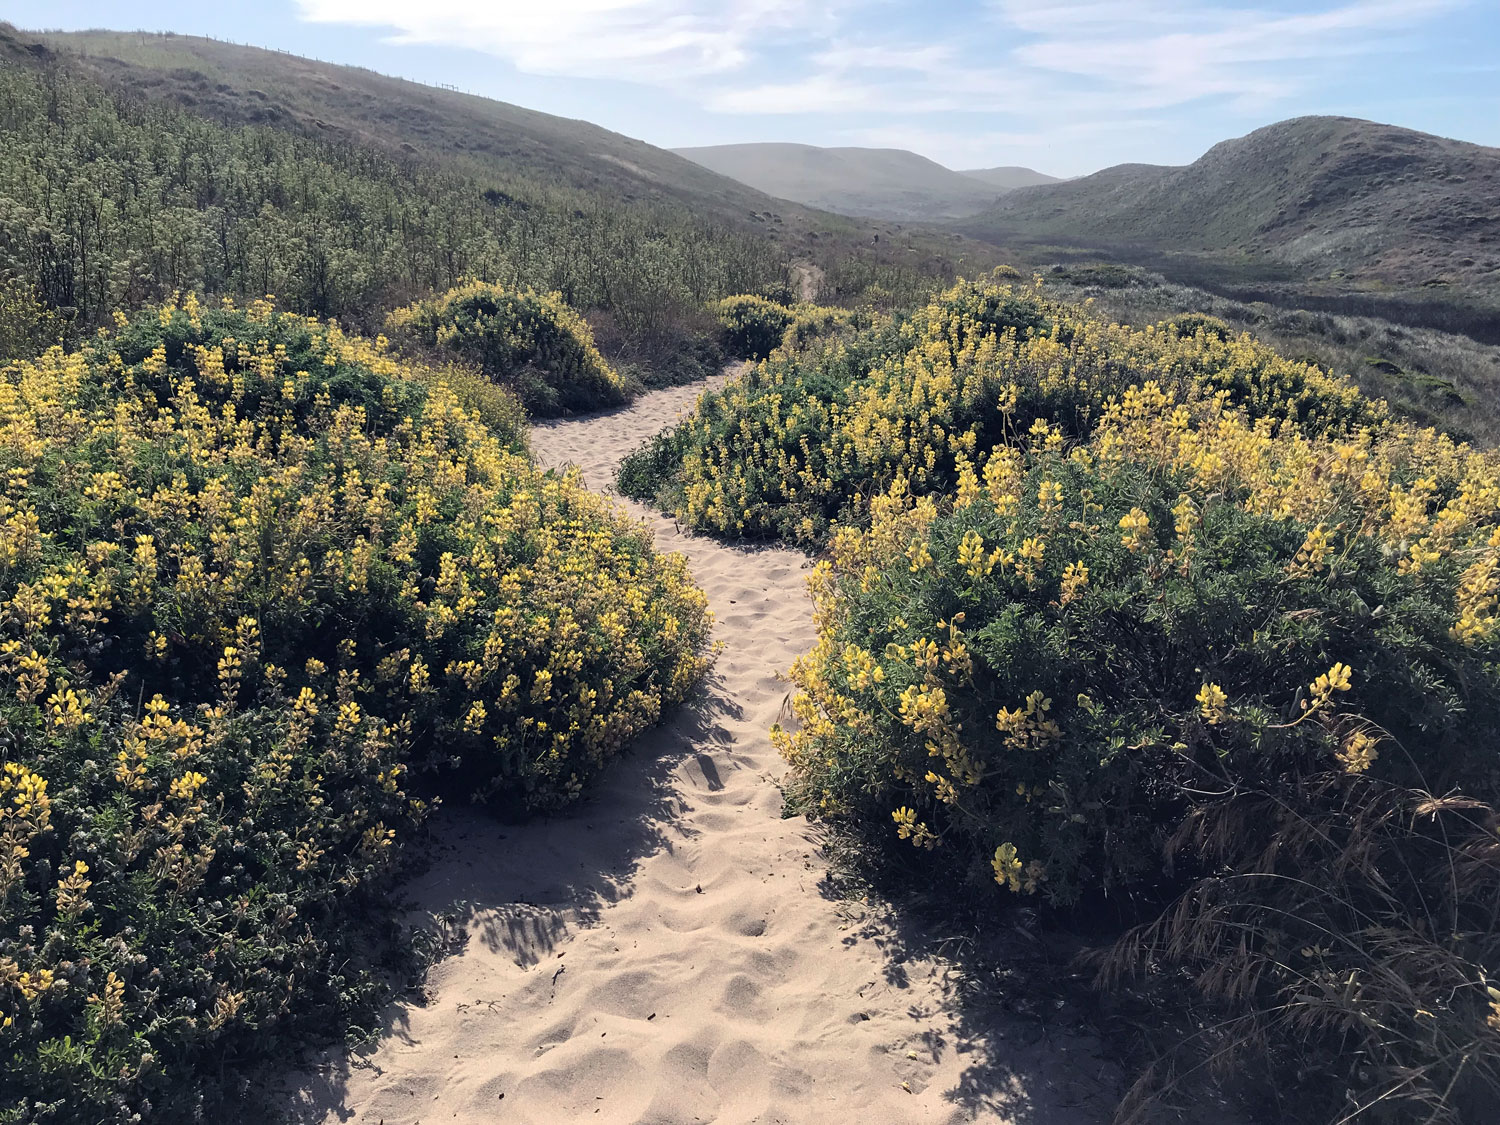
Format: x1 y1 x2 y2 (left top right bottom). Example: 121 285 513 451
777 383 1500 902
387 280 628 416
2 294 712 806
0 295 712 1119
623 275 1386 545
711 294 795 360
681 278 1500 1120
710 294 864 362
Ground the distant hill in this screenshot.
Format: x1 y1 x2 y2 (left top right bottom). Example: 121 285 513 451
674 143 1052 221
18 27 1007 307
958 166 1062 191
28 28 808 232
960 116 1500 339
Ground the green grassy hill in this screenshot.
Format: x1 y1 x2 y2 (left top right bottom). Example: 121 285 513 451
32 28 800 229
674 142 1045 220
960 116 1500 341
24 26 1001 282
0 23 1007 364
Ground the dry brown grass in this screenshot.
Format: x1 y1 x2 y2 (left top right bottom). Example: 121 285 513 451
1095 775 1500 1124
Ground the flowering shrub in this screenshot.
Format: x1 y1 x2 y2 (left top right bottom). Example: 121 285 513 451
1 697 423 1121
0 295 712 1119
774 371 1500 1115
387 281 629 415
633 277 1384 545
711 295 795 360
777 381 1500 902
776 302 864 355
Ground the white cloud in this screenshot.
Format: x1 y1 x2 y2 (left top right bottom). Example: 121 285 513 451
994 0 1461 109
295 0 855 82
295 0 1468 168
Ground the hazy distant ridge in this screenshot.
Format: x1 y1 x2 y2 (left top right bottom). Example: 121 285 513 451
957 166 1063 191
674 142 1056 221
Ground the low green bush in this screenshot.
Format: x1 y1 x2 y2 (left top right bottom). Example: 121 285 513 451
386 281 629 416
710 294 794 360
617 423 694 508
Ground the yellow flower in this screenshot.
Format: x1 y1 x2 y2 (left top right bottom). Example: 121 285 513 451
1289 524 1333 576
169 771 208 801
992 843 1023 891
1119 507 1152 553
1059 561 1089 605
1309 662 1353 707
1196 682 1229 724
957 529 991 578
1337 730 1380 773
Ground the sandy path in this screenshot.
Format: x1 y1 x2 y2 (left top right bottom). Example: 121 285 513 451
281 376 1116 1124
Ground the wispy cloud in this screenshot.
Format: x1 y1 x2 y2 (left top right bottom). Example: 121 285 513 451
295 0 1472 168
296 0 856 82
995 0 1461 110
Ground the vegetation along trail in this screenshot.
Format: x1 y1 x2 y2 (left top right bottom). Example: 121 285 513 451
282 374 1116 1124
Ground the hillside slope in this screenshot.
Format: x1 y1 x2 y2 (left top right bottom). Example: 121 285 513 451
961 117 1500 337
3 25 1004 319
674 142 1020 220
28 29 798 227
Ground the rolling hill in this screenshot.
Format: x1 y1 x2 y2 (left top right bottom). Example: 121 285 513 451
6 25 1006 315
674 143 1053 221
960 116 1500 340
26 28 806 231
957 166 1062 191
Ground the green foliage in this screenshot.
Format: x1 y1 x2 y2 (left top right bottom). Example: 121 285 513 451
819 252 947 310
633 276 1382 546
1046 262 1148 289
617 423 695 507
780 446 1500 904
619 335 725 392
0 62 781 343
712 295 794 360
0 277 66 362
0 297 713 1120
387 282 628 416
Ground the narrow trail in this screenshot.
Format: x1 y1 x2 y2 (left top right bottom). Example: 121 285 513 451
281 377 1116 1125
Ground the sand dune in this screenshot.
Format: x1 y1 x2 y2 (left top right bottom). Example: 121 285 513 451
279 375 1117 1124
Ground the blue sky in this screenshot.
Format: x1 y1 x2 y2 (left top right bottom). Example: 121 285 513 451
9 1 1498 176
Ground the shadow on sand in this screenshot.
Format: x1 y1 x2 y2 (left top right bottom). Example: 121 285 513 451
813 832 1126 1125
276 677 742 1121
